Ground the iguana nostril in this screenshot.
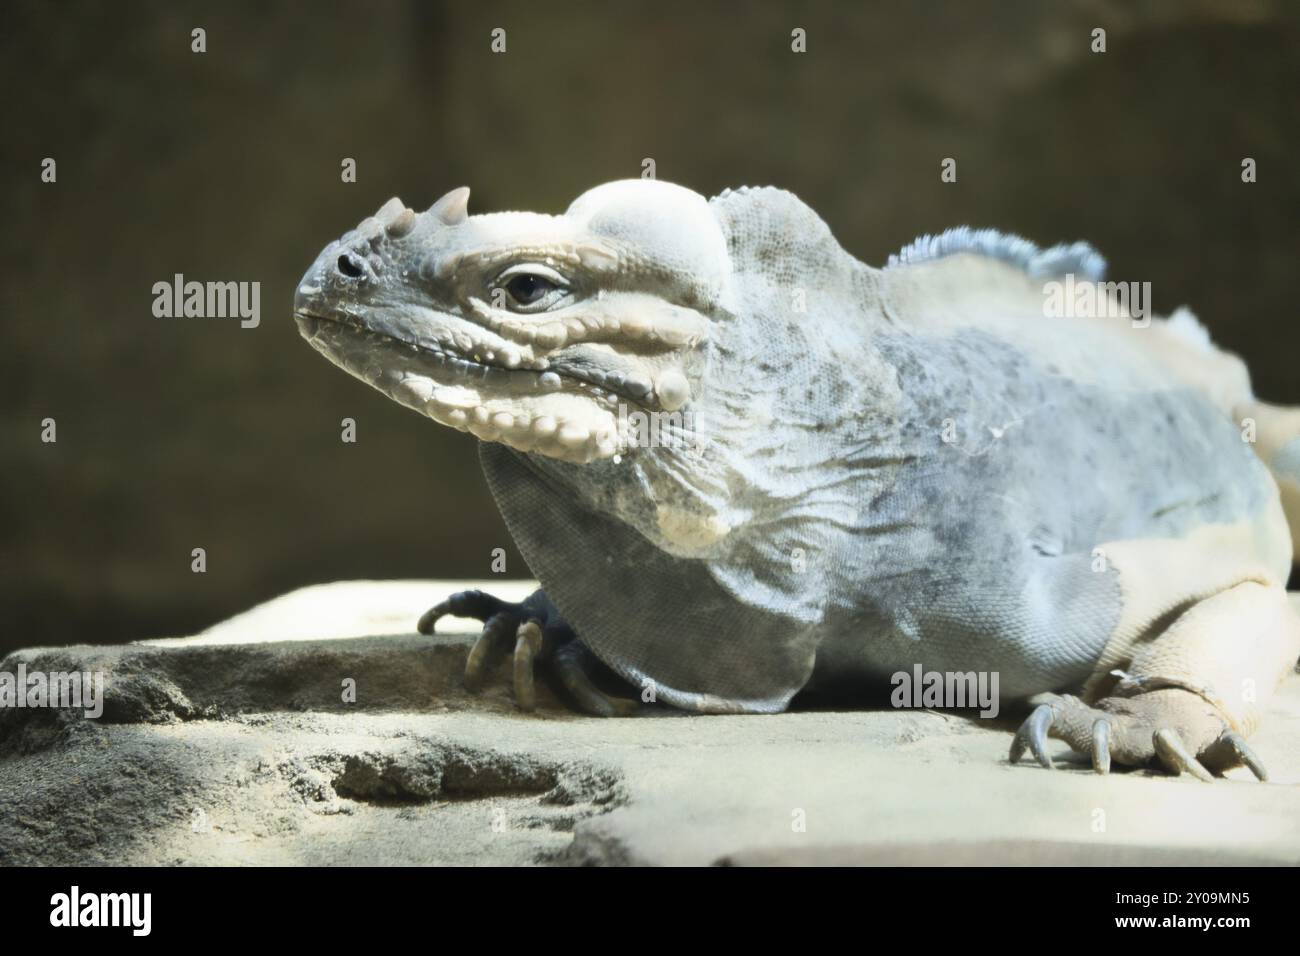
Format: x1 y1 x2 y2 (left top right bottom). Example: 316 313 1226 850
336 252 367 279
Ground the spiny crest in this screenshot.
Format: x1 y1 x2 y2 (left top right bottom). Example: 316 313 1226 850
887 226 1107 282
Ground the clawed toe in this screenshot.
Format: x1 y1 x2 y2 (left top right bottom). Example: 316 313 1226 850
1009 702 1056 769
416 587 644 716
1008 700 1110 774
1090 717 1111 775
418 589 510 636
1152 728 1214 783
416 600 450 635
1203 729 1269 782
417 589 540 708
464 611 521 691
1008 688 1269 783
512 620 543 711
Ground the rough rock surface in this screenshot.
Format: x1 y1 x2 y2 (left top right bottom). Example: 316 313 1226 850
1 581 1298 866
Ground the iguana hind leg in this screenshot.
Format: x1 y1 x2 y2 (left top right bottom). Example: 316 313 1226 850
418 587 643 716
1011 690 1267 781
1011 580 1299 781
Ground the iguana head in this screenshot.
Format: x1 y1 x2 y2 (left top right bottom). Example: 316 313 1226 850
294 180 727 464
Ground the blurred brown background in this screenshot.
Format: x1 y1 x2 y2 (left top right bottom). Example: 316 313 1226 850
3 0 1298 653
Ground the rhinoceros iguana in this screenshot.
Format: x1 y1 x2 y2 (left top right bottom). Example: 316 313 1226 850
293 179 1300 782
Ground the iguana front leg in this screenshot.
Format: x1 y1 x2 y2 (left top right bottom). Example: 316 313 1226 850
417 588 643 716
1011 581 1300 781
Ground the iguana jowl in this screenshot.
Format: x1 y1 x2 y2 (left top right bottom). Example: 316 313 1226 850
294 180 1300 781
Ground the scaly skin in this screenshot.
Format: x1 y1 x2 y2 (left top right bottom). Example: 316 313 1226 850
294 185 710 465
294 180 1300 782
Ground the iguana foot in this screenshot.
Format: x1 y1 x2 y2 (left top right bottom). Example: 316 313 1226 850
418 588 642 716
1009 688 1268 782
550 640 643 717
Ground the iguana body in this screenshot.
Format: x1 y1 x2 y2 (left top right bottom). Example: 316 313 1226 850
294 180 1300 780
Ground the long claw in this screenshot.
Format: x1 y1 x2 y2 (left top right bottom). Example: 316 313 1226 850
464 612 515 691
513 621 543 712
1221 730 1268 782
417 600 451 635
1153 728 1215 782
1091 718 1111 775
463 632 494 691
1009 704 1055 769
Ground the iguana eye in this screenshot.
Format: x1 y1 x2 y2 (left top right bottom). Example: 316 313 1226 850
494 264 570 312
506 274 552 304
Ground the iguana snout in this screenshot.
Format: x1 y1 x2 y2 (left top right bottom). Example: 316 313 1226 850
294 180 724 464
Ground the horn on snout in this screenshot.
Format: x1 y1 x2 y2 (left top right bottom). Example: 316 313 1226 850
374 196 416 238
429 186 470 226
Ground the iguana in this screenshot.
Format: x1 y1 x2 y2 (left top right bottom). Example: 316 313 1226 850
294 180 1300 781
